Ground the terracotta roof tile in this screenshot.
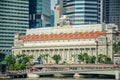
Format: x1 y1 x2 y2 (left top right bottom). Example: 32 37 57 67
19 32 107 41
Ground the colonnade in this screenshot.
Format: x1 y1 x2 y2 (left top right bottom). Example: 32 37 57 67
21 47 96 64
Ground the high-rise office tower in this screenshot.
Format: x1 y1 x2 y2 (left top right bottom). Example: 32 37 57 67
29 0 51 28
0 0 29 54
58 0 100 26
103 0 120 30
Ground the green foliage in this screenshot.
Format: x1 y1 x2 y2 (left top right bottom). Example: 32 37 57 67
37 54 49 63
2 53 33 70
77 53 96 64
52 54 61 64
98 54 111 64
82 53 89 63
3 54 16 66
16 53 33 64
14 62 25 70
113 41 120 54
78 53 82 62
88 56 96 64
16 53 33 69
9 64 15 70
37 56 42 62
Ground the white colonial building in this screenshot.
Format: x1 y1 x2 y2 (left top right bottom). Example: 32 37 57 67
12 24 120 64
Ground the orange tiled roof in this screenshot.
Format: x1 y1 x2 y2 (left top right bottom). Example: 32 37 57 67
19 32 106 41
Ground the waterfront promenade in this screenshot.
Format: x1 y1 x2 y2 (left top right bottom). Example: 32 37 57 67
5 64 120 80
27 64 120 80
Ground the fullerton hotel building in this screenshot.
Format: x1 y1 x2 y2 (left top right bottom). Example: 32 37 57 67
12 24 120 64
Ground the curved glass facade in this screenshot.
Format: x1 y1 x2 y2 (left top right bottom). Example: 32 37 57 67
0 0 29 54
60 0 99 25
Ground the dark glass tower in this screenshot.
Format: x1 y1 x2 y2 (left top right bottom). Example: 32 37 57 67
29 0 51 28
0 0 29 54
103 0 120 30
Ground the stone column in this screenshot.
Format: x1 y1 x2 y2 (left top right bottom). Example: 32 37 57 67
67 48 69 62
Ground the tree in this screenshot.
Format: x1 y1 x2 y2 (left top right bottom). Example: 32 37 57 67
88 56 96 64
77 53 96 64
9 64 15 70
106 57 111 64
16 54 33 64
2 53 33 70
98 54 111 64
113 41 120 54
82 53 89 63
16 53 33 69
52 54 61 64
37 55 42 62
3 54 16 70
77 53 84 63
14 62 25 70
37 53 49 63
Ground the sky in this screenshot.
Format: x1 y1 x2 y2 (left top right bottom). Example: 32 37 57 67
51 0 57 10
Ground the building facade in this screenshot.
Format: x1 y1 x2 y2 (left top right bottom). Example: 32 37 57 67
102 0 120 30
54 5 60 26
0 0 29 54
58 0 100 26
29 0 51 28
50 10 54 26
12 24 120 64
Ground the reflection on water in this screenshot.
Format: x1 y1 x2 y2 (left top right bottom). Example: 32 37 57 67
10 78 115 80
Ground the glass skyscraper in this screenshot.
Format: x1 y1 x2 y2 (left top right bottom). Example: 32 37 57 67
59 0 99 26
103 0 120 30
0 0 29 54
29 0 51 28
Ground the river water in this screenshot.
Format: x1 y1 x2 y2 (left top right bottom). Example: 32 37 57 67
10 78 115 80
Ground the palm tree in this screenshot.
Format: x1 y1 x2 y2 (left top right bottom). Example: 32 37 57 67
82 53 89 64
77 53 96 64
37 55 42 62
98 54 111 64
52 54 61 64
3 54 16 70
16 53 33 69
77 53 83 63
88 56 96 64
16 53 33 64
37 53 49 64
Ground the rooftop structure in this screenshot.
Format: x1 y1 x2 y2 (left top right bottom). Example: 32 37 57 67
26 24 105 35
